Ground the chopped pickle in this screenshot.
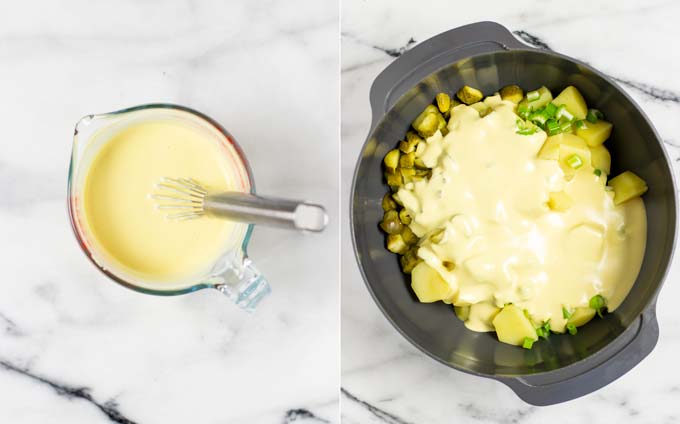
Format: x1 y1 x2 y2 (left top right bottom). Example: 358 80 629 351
436 93 451 113
406 131 423 144
384 171 402 188
456 85 484 105
576 119 613 146
379 210 403 234
412 105 442 137
493 304 538 346
401 226 418 245
429 228 446 244
499 84 524 103
399 167 416 177
398 208 412 225
411 262 454 302
414 157 428 169
437 114 448 134
609 171 648 205
567 307 596 327
454 305 470 321
589 144 611 175
383 149 400 172
399 135 421 153
381 193 398 211
414 168 431 177
386 233 408 254
548 191 574 211
469 102 491 117
400 248 421 274
551 86 588 120
399 152 415 168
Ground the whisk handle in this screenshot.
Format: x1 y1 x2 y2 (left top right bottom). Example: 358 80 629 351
204 193 328 232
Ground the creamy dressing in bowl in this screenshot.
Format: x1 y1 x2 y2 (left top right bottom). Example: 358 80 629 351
395 96 646 333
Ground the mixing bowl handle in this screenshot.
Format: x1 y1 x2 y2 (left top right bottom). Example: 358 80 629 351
498 306 659 406
369 21 532 131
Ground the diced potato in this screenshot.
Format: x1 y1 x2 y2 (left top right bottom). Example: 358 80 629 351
524 86 553 110
469 101 491 117
589 144 611 175
568 307 596 327
466 302 501 332
609 171 648 205
411 262 454 303
454 305 470 321
499 84 524 104
576 119 613 147
537 134 564 160
436 93 451 113
492 304 538 346
386 233 408 254
548 191 574 211
383 149 400 172
456 85 484 105
381 193 398 211
558 135 591 175
551 86 588 120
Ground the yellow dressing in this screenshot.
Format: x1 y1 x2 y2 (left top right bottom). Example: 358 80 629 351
82 120 241 285
396 96 647 333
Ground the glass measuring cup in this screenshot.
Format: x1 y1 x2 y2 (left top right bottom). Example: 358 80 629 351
68 104 270 311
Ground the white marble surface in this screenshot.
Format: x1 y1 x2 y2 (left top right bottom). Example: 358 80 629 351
0 1 338 423
341 0 680 422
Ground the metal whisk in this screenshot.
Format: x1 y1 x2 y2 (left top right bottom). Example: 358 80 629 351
151 178 327 232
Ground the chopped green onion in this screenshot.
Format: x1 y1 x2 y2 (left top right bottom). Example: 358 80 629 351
546 119 561 136
574 119 587 129
589 294 607 318
518 104 530 119
516 127 538 135
556 104 574 121
566 154 583 169
586 108 604 124
594 168 602 177
523 337 535 349
527 90 540 102
529 111 548 126
567 323 577 335
560 121 572 133
562 306 572 319
544 103 558 118
536 320 551 340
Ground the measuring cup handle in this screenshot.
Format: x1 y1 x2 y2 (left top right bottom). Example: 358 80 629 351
213 251 271 312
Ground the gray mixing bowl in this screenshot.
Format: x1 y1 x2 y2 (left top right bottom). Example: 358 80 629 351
350 21 677 405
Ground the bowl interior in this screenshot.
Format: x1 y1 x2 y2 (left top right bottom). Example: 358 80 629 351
351 50 676 376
